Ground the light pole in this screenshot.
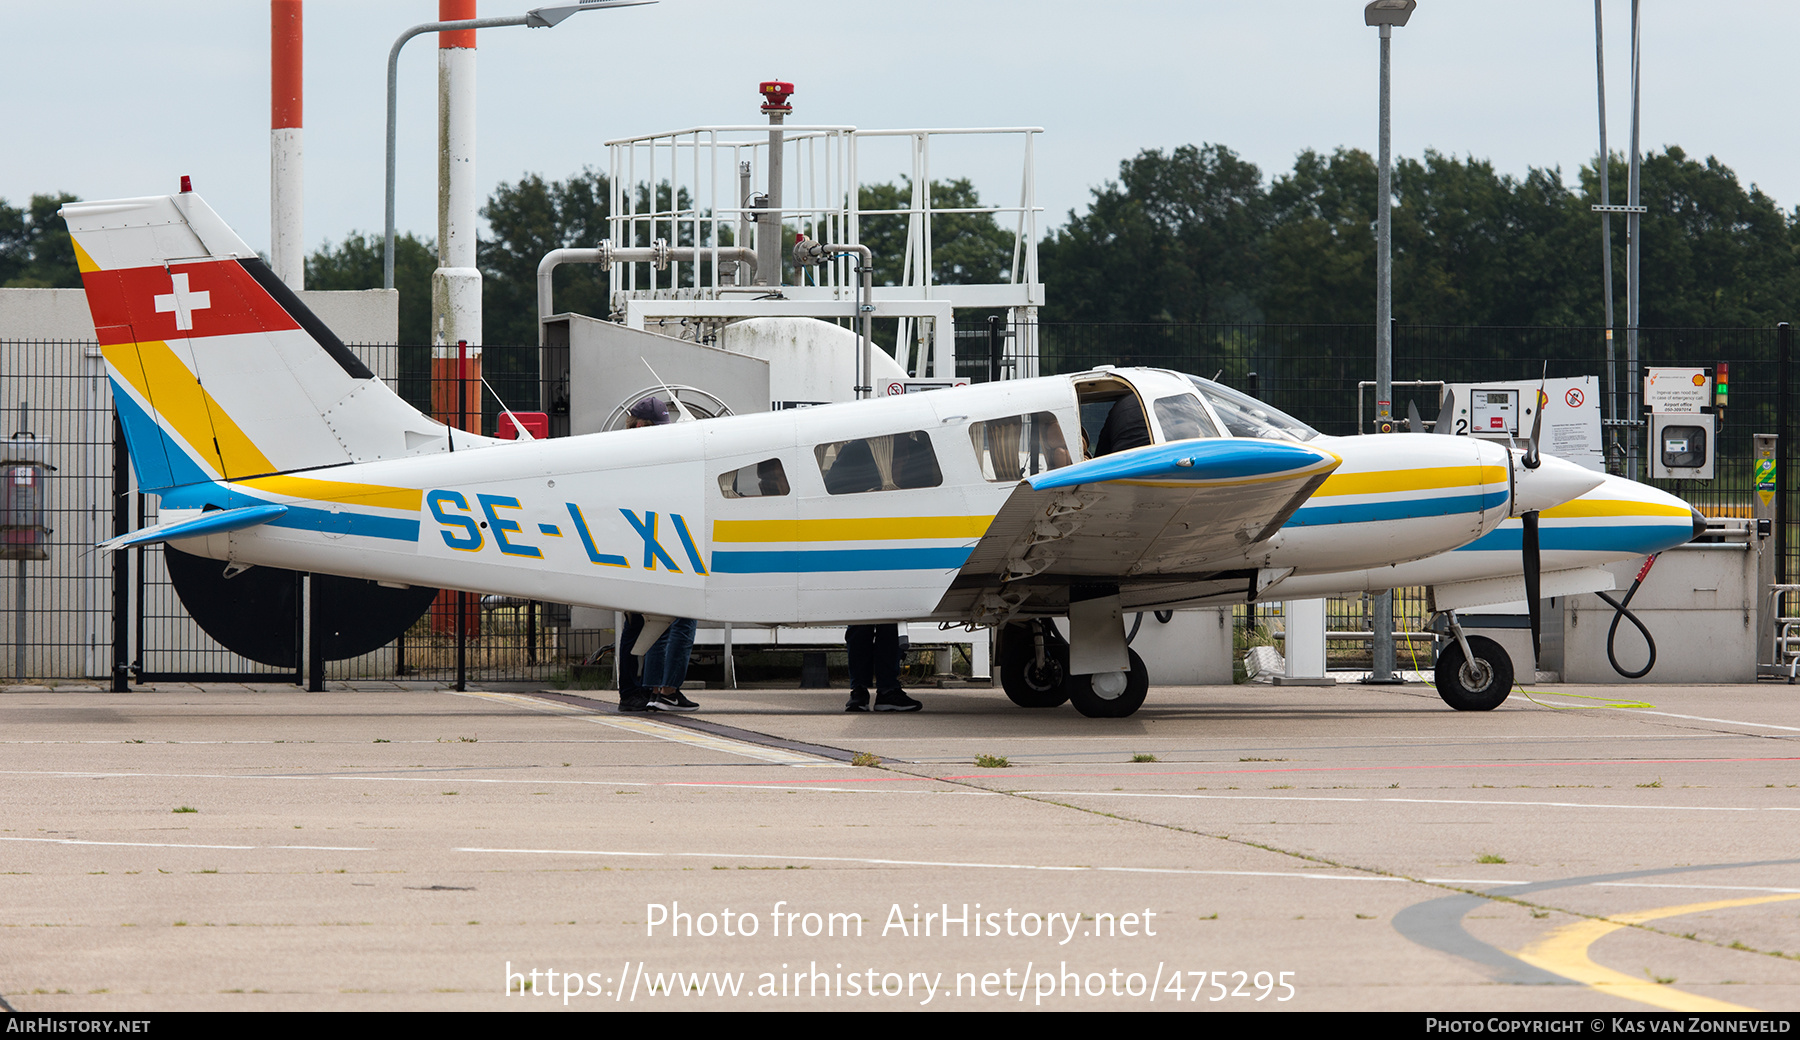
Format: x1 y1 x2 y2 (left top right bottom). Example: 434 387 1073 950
1365 0 1413 684
382 0 652 290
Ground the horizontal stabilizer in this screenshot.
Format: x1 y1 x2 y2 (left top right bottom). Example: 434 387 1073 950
98 504 289 552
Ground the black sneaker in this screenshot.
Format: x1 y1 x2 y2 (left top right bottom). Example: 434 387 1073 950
874 688 921 712
845 688 870 713
618 696 653 713
652 690 700 713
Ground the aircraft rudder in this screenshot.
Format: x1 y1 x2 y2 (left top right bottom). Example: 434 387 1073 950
65 189 444 476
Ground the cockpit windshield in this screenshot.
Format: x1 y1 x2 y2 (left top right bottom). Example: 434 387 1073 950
1184 376 1319 442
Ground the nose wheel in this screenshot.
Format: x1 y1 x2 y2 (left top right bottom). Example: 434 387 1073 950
1432 633 1514 711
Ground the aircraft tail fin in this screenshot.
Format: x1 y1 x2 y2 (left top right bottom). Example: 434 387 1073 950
62 189 463 497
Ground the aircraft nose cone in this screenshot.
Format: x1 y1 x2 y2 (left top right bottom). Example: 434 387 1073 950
1512 452 1606 515
1691 508 1708 542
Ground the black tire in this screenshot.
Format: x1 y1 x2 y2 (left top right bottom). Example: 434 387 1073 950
1433 635 1514 711
999 622 1070 708
1067 649 1149 718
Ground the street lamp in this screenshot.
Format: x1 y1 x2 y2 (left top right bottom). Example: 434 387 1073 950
382 0 654 289
1364 0 1413 684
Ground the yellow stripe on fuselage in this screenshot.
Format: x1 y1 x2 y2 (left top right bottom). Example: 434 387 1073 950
1312 465 1506 498
712 516 992 543
1542 498 1692 520
235 474 423 512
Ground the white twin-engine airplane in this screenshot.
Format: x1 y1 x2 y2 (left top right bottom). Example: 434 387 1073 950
64 189 1704 718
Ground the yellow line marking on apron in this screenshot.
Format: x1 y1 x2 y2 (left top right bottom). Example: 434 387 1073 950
1513 892 1800 1011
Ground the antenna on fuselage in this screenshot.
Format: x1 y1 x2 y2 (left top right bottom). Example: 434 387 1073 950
480 376 535 442
641 359 696 422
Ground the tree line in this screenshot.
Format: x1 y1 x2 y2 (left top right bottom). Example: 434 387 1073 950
8 141 1795 344
1039 143 1798 329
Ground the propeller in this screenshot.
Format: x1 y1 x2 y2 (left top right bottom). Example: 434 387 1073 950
1406 398 1424 433
1521 365 1547 470
1522 509 1541 663
1519 367 1548 664
1434 387 1456 434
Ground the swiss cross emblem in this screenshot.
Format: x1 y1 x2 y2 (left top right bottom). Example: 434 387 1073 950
154 273 212 331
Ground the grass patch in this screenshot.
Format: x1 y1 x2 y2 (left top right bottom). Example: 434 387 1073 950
1637 778 1663 788
172 806 197 814
974 754 1010 769
1476 853 1507 864
1131 753 1158 763
851 752 881 767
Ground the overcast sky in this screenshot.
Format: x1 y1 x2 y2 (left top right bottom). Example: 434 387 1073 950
3 1 1794 256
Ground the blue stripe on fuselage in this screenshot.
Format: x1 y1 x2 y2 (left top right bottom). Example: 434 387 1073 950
1455 524 1691 555
711 547 974 574
1284 490 1508 527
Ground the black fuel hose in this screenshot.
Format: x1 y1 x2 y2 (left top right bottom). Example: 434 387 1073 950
1125 610 1179 645
1594 554 1659 679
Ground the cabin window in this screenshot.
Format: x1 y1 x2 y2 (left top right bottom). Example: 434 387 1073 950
1187 377 1319 441
815 431 943 494
1152 394 1222 441
717 458 791 499
968 412 1073 481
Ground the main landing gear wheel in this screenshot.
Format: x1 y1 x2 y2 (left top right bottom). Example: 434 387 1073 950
1433 635 1514 711
1066 649 1150 718
999 621 1070 708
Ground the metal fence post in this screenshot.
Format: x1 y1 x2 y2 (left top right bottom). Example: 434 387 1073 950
988 315 1002 384
1779 322 1792 590
111 414 129 692
307 574 324 692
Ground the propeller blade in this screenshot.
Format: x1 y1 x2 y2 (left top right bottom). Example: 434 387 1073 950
1406 399 1423 433
1436 387 1456 434
1522 509 1542 665
1523 365 1547 468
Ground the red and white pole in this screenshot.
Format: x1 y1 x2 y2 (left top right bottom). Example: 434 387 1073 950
430 3 481 457
270 0 304 289
431 0 482 355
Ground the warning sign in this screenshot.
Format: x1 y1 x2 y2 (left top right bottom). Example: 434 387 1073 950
1755 456 1777 507
1644 368 1710 413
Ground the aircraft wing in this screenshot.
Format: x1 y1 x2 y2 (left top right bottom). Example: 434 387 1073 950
937 439 1341 621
